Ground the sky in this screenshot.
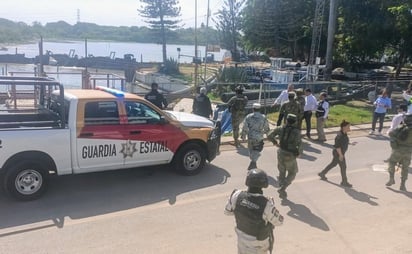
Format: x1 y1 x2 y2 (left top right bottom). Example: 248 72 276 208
0 0 224 28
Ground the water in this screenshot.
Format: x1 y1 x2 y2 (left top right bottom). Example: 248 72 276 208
1 41 227 63
0 41 227 90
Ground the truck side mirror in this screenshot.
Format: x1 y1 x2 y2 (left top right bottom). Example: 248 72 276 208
159 116 168 125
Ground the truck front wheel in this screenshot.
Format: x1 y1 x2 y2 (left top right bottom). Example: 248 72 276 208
174 143 206 176
4 162 48 201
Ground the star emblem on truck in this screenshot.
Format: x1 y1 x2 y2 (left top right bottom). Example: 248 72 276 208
120 140 137 158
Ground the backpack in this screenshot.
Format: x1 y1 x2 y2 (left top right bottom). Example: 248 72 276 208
390 123 412 149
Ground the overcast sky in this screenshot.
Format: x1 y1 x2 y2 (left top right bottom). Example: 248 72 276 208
0 0 224 28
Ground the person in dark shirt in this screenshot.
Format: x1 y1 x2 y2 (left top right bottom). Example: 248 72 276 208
318 120 355 188
144 82 168 109
192 87 213 118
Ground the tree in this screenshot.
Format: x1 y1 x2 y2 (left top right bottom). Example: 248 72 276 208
241 0 315 61
214 0 245 62
138 0 181 64
387 2 412 77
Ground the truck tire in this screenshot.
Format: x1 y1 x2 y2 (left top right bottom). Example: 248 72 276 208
3 161 49 201
174 143 206 176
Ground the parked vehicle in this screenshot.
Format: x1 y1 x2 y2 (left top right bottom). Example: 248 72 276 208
0 76 220 201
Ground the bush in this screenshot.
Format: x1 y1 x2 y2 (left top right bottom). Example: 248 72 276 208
160 57 180 75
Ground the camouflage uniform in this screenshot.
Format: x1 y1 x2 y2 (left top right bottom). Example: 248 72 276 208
241 109 270 170
228 90 248 146
267 114 301 199
279 92 302 128
386 123 412 191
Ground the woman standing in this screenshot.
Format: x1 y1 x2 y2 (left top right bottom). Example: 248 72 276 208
318 120 354 187
369 89 392 135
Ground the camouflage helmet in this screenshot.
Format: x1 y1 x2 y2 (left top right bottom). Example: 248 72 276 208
286 114 297 124
245 168 269 188
404 114 412 126
288 91 296 99
235 85 244 93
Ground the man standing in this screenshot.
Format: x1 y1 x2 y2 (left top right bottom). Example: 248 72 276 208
227 86 248 147
315 92 329 142
225 168 284 254
303 88 318 139
145 82 168 109
386 115 412 191
272 83 294 126
401 86 412 113
268 114 302 199
192 87 213 118
241 103 270 170
369 89 391 135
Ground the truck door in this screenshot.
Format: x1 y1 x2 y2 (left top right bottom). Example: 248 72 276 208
122 101 187 167
77 101 125 171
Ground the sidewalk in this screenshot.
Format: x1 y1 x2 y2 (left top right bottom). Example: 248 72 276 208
173 97 391 147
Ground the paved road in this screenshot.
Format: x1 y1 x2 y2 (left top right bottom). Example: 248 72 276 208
0 135 411 254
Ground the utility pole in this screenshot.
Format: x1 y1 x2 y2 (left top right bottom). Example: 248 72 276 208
194 0 198 90
38 36 44 76
203 0 210 84
325 0 338 81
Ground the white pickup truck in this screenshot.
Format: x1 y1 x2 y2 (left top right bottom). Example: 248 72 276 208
0 77 220 201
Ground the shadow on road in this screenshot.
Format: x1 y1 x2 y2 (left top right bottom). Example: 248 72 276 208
325 180 379 206
0 163 231 233
280 199 330 231
386 187 412 199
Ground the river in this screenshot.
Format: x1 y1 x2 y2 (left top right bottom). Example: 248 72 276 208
0 41 227 64
0 41 227 89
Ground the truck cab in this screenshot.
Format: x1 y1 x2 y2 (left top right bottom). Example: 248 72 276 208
0 77 220 201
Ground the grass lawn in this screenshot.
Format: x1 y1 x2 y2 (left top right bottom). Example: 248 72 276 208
267 101 374 128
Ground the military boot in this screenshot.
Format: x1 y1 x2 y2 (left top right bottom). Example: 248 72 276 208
400 179 407 191
234 140 240 148
277 185 288 199
385 173 395 186
247 161 257 171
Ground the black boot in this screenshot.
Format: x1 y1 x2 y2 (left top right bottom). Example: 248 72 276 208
277 184 288 199
340 181 352 188
318 172 327 181
400 179 407 191
278 187 287 199
247 161 257 170
386 173 395 186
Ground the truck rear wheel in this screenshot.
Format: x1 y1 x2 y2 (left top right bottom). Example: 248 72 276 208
174 143 206 176
3 161 48 201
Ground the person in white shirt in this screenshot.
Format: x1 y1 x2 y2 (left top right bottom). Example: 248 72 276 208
315 92 329 142
387 104 407 134
303 88 318 139
272 83 294 126
401 90 412 114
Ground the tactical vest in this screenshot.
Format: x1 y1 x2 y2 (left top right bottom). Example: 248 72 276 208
230 96 247 113
234 191 272 240
316 100 327 118
193 95 210 117
279 126 299 155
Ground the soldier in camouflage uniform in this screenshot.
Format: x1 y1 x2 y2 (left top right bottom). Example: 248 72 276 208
228 86 248 147
386 115 412 191
279 92 302 128
241 103 270 170
267 114 302 199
